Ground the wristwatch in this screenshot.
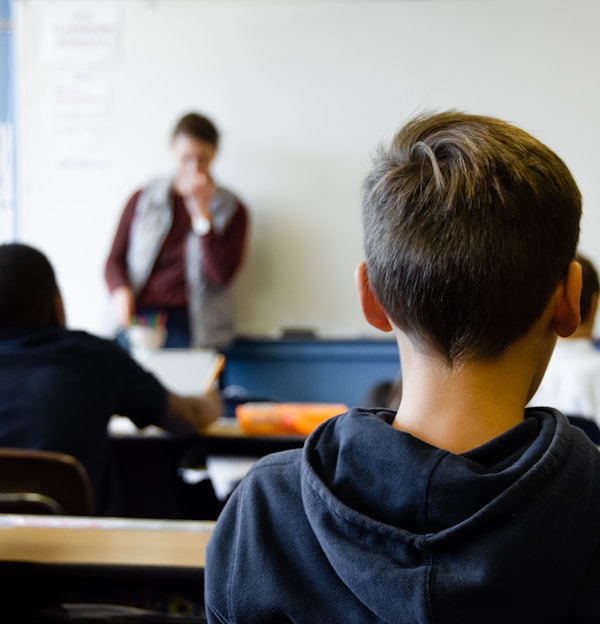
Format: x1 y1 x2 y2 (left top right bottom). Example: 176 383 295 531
191 215 211 236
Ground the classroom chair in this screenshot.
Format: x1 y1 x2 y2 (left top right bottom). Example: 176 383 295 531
0 448 95 515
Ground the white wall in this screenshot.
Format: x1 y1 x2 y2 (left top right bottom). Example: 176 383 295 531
13 0 600 337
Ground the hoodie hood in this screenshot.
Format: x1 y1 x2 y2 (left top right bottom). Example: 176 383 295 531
300 408 600 623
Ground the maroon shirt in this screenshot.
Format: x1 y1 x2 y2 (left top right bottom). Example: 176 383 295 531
104 187 248 308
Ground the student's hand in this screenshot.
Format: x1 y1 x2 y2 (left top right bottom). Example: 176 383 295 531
196 386 223 427
164 389 223 434
111 286 135 328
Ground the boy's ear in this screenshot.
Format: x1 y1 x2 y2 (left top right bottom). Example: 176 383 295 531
355 262 393 332
552 260 582 338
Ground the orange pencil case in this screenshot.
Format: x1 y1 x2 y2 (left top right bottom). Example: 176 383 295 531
236 402 347 435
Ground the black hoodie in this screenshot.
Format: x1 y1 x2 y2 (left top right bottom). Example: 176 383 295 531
206 408 600 623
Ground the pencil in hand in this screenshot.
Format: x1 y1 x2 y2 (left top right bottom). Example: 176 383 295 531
203 353 226 392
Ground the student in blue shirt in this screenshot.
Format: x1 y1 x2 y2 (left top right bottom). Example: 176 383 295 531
0 243 221 514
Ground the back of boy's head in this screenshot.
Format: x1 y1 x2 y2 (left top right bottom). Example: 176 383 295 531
362 111 581 362
0 243 59 329
576 253 599 323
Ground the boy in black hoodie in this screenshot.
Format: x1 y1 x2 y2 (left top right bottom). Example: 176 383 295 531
206 111 600 623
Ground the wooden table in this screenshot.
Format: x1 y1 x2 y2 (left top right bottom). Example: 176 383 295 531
108 418 306 519
0 515 213 568
0 515 214 621
194 418 306 456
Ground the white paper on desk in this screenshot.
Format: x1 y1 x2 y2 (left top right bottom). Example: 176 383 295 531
107 415 165 437
130 348 219 395
205 456 260 501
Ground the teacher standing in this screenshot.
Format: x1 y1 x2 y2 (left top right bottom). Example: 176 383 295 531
104 113 249 349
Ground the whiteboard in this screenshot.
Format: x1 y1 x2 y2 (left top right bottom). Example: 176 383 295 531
13 0 600 338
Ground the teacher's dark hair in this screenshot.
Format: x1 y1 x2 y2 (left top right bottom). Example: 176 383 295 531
0 243 60 328
172 112 219 148
362 110 581 362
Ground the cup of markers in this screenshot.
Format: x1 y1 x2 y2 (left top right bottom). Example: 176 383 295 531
127 313 168 350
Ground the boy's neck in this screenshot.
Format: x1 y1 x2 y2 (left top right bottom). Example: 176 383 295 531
392 325 556 454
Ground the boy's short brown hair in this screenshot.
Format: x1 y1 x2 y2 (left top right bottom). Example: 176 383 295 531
362 111 581 362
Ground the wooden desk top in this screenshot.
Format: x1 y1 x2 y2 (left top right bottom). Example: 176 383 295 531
203 418 305 440
0 516 213 568
110 416 305 439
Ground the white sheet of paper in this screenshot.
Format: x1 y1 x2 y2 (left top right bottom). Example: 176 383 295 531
205 456 260 500
108 348 222 436
130 348 220 395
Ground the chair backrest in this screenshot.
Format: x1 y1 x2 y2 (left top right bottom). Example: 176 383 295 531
0 448 95 515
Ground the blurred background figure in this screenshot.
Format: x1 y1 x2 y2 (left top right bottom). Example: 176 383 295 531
0 243 221 514
529 252 600 441
105 112 249 350
361 376 402 411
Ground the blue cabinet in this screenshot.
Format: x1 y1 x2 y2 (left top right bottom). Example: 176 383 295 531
222 338 400 408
